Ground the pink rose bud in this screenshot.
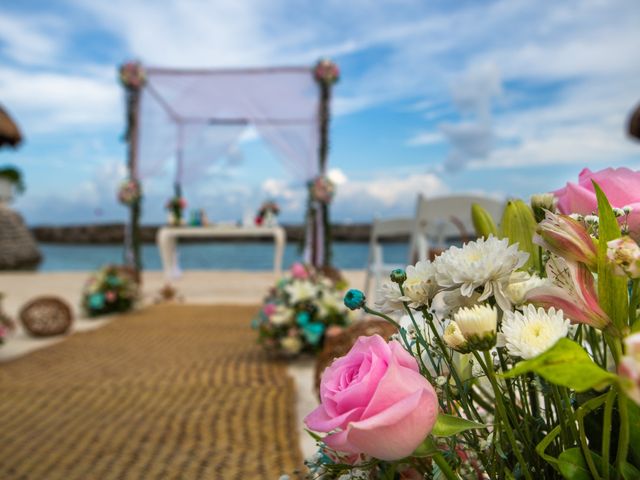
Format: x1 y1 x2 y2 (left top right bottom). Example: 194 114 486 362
619 333 640 406
607 237 640 278
263 303 277 317
290 262 309 280
534 211 598 270
305 335 438 461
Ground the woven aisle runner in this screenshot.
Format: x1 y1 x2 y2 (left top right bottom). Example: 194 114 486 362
0 305 302 479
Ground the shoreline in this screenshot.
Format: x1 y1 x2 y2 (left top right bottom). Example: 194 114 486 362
29 222 410 244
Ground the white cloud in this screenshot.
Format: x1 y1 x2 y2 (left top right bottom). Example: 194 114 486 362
0 13 67 66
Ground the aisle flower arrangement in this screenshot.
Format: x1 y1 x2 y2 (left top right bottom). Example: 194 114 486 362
304 170 640 479
255 200 280 226
117 178 141 206
119 61 146 89
252 263 352 356
314 59 340 85
166 195 187 226
82 265 139 317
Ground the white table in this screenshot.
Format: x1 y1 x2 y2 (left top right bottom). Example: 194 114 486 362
156 225 287 280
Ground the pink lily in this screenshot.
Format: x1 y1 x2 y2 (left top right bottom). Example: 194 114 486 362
534 211 598 270
526 256 612 331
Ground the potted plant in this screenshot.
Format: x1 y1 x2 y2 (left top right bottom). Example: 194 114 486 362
0 166 25 204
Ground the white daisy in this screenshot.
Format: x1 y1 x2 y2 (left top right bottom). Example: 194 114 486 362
501 305 569 359
374 279 405 315
284 280 317 304
434 235 529 311
401 260 439 308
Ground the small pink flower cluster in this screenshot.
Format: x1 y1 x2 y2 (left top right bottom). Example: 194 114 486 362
314 59 340 85
119 61 146 90
310 176 335 204
117 179 141 206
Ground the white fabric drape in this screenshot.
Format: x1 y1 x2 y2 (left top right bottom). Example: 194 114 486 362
135 67 320 185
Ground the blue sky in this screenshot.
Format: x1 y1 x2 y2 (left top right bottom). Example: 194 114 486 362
1 0 639 225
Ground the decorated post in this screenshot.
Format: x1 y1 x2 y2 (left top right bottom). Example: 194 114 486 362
310 58 339 269
118 61 145 273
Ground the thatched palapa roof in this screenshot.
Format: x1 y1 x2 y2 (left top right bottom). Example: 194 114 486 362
0 105 22 148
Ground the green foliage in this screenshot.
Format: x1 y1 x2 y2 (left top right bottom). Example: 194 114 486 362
431 413 485 437
593 182 629 334
503 338 618 392
471 203 498 238
0 165 25 193
501 199 540 271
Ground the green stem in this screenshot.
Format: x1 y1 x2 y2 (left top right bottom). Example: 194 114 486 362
362 306 401 330
616 391 629 480
629 279 639 328
476 351 533 480
602 388 616 480
432 452 458 480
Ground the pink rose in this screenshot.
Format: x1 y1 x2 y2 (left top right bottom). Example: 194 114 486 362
305 335 438 461
553 167 640 239
290 262 309 280
263 303 277 316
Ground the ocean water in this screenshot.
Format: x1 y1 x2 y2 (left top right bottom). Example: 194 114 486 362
38 242 410 272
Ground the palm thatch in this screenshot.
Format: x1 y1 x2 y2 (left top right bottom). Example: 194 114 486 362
0 105 22 148
629 102 640 140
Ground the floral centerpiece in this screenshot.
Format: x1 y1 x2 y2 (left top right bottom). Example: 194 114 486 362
252 263 352 356
117 178 141 206
255 200 280 226
166 195 187 226
309 176 335 205
82 265 139 317
303 168 640 479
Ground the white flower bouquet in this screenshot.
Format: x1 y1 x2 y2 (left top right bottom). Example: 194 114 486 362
303 180 640 479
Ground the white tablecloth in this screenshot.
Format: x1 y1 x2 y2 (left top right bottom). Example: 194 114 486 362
156 225 287 280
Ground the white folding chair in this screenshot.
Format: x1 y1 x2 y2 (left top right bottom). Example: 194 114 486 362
364 217 420 298
411 194 505 259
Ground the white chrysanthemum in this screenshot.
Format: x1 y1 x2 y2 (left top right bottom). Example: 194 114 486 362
434 235 529 311
270 305 293 326
401 260 439 308
374 280 405 315
453 304 497 340
317 290 346 317
501 305 569 359
284 280 317 304
443 321 468 350
505 272 549 306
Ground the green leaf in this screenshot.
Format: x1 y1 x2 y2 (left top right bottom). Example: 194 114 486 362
412 437 439 457
557 448 593 480
593 181 628 332
536 425 561 468
472 203 498 238
500 199 540 271
502 338 617 392
431 413 485 437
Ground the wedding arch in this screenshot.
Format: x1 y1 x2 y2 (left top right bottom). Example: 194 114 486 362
119 60 339 273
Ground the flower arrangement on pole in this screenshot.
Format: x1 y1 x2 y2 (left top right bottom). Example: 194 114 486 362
117 178 141 207
255 200 280 227
252 263 352 357
82 265 139 317
119 61 146 90
302 167 640 479
309 176 336 205
166 195 187 226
